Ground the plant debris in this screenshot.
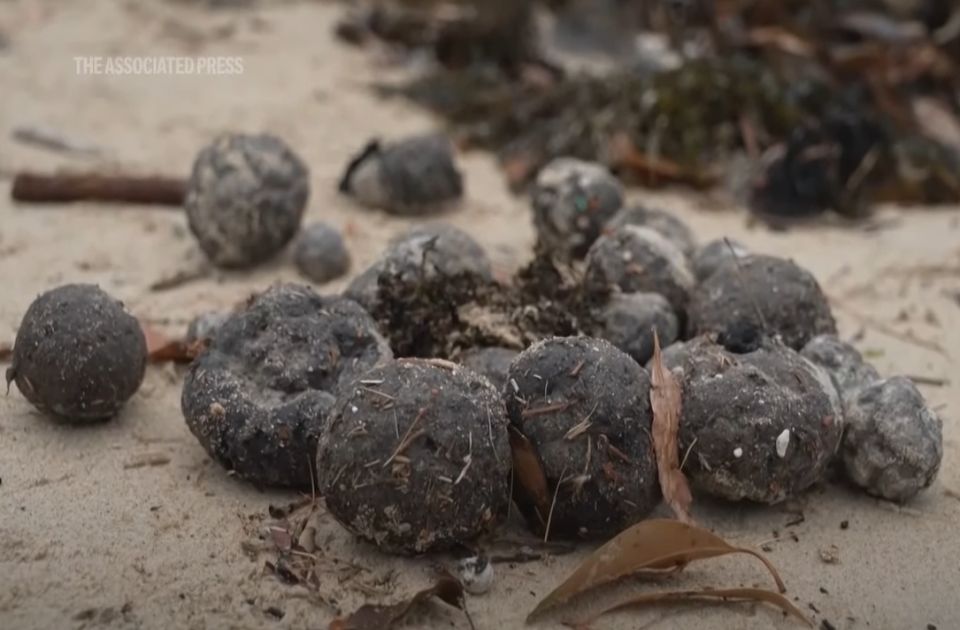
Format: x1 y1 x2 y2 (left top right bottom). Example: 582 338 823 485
370 2 960 215
648 331 693 524
528 518 806 625
11 172 186 205
329 574 471 630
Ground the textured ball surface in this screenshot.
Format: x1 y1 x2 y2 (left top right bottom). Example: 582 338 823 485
584 225 695 316
590 292 679 365
842 376 942 502
186 133 309 268
293 222 351 284
663 338 843 504
317 358 511 554
505 337 659 539
8 284 147 422
688 254 836 351
532 158 624 258
182 284 391 489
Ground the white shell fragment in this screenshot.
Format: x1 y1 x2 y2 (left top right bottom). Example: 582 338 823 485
733 447 743 459
457 555 494 595
776 429 791 458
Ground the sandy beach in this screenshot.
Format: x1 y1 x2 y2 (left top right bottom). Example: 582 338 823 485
1 2 958 628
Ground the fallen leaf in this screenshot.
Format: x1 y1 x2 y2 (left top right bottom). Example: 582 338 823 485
649 331 694 524
571 587 811 627
330 575 468 630
509 425 551 526
528 519 786 621
140 321 207 364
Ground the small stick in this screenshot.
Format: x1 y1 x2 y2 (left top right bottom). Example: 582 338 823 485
521 400 573 418
906 375 949 387
543 466 569 543
383 406 428 468
11 172 187 206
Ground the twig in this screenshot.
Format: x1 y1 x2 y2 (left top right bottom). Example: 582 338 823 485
149 266 211 292
522 400 573 418
383 406 428 468
543 466 569 543
11 172 186 206
906 375 949 387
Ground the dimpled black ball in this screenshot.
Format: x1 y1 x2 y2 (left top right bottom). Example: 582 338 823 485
181 284 391 489
8 284 147 422
186 133 309 268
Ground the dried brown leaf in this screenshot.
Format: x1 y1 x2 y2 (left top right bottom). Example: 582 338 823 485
509 425 551 525
572 587 811 627
329 575 466 630
527 519 787 621
649 331 693 524
140 321 207 363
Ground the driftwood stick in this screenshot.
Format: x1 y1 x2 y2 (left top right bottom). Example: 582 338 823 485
11 172 187 206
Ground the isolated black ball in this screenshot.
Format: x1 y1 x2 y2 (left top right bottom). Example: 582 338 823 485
186 133 309 268
317 358 512 554
181 284 391 489
505 337 659 540
8 284 146 422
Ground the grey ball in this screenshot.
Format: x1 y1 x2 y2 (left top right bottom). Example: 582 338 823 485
584 225 695 316
459 346 518 391
186 310 231 344
505 336 660 539
692 238 750 281
688 254 837 351
663 338 843 504
590 292 679 365
186 133 309 268
8 284 147 422
801 334 880 401
293 222 351 284
340 134 463 215
344 223 492 313
842 376 942 502
606 205 697 258
532 158 624 258
181 284 391 489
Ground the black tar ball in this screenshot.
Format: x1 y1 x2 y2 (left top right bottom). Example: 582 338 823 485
316 358 512 554
459 346 518 391
589 292 679 366
505 337 659 540
605 205 697 258
663 337 843 504
532 158 624 258
583 225 695 317
293 222 351 284
339 134 463 215
8 284 147 422
688 254 837 351
181 284 391 489
186 133 309 268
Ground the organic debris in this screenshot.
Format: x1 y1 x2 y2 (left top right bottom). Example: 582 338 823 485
367 1 960 215
141 323 207 364
329 574 472 630
528 519 806 626
648 332 693 524
11 172 186 205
